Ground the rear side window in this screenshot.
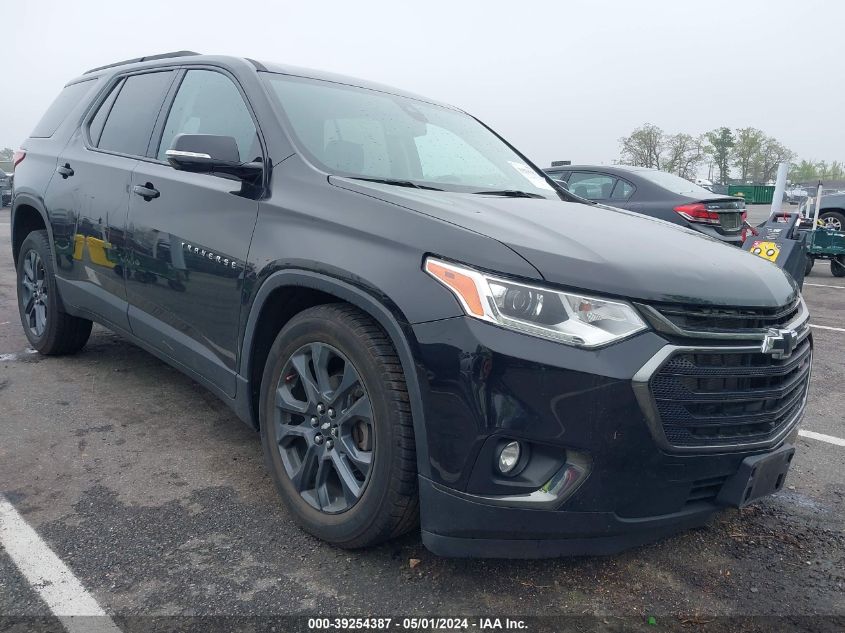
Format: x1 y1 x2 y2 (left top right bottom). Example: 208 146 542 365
610 179 635 200
30 80 97 138
87 79 123 146
97 71 174 157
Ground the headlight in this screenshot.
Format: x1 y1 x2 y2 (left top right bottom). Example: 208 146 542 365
424 257 647 348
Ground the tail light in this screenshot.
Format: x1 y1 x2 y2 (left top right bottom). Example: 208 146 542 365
13 150 26 169
674 202 720 225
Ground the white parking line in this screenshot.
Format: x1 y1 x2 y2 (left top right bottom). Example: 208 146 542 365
805 283 845 290
799 429 845 447
0 349 38 362
0 494 122 633
810 324 845 333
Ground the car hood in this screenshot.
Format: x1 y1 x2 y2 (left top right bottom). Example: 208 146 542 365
331 178 798 307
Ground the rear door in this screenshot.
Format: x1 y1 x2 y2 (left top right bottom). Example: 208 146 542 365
125 68 263 396
44 70 176 329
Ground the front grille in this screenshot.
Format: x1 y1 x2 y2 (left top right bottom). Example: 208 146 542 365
650 338 811 448
648 299 802 335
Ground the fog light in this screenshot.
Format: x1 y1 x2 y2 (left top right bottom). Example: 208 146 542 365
497 441 521 474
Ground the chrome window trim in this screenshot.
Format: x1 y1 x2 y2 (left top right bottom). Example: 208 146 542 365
636 296 809 342
632 333 812 454
165 149 212 160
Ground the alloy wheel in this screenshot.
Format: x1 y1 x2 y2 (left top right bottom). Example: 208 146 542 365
274 342 374 514
823 216 843 231
20 250 48 337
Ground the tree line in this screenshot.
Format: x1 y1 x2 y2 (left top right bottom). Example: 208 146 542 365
618 124 838 185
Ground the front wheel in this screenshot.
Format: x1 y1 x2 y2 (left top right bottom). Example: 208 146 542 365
805 257 815 277
832 256 845 278
16 230 92 355
260 303 418 548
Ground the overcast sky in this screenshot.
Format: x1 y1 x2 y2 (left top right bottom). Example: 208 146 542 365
3 0 843 169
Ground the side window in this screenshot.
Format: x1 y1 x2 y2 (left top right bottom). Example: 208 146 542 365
87 79 123 147
98 71 175 157
567 172 616 200
31 79 97 138
157 70 259 162
610 179 635 201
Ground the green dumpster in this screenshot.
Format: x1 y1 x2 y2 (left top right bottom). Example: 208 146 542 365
727 184 775 204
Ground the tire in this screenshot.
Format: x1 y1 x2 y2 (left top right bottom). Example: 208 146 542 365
820 210 845 232
805 257 814 277
16 230 92 355
260 303 418 548
832 256 845 278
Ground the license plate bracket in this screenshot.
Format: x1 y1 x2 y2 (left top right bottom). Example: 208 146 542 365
716 444 795 507
720 213 741 231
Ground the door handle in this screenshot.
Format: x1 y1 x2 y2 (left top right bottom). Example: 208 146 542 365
132 183 160 201
56 163 74 179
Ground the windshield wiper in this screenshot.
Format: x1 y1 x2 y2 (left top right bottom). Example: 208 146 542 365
350 177 443 191
473 189 546 199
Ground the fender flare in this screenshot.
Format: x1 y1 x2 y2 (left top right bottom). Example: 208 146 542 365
239 269 431 478
10 193 56 263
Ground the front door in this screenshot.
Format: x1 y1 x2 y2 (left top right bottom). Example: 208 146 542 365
125 68 264 396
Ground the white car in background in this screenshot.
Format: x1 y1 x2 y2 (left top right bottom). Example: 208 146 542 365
786 186 809 205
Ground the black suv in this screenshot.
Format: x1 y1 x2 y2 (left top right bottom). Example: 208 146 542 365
12 52 811 557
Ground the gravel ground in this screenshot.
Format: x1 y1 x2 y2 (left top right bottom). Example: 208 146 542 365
0 205 843 632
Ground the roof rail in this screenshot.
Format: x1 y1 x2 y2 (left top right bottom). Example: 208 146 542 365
84 51 201 75
246 58 267 71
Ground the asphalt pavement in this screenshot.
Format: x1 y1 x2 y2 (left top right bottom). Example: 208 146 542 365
0 206 843 631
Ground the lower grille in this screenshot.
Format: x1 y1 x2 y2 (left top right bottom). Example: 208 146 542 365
686 475 729 505
650 338 812 448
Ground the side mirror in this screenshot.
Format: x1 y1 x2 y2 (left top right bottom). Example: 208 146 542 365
165 134 262 181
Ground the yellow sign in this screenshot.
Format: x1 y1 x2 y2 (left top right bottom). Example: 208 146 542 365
750 241 780 262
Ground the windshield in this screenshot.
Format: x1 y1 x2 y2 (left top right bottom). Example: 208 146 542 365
263 74 558 198
635 169 715 196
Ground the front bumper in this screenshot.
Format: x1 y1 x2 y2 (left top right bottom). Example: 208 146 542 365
419 477 717 558
410 316 805 558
